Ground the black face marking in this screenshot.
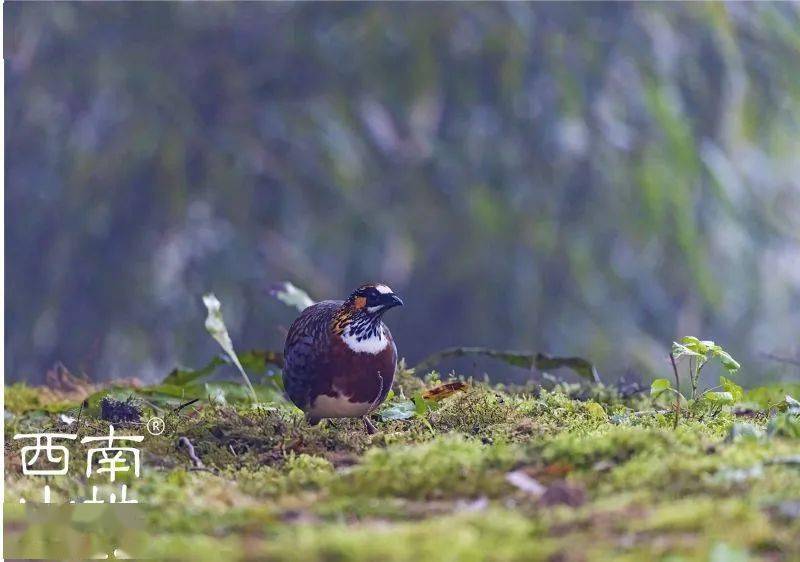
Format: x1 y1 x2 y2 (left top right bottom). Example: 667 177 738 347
352 285 384 308
335 284 402 340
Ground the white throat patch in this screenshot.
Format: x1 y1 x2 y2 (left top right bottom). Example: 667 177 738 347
342 326 389 354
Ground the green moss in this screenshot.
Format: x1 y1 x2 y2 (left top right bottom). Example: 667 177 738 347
236 454 334 498
4 382 78 413
5 379 800 561
537 426 677 468
336 435 517 499
428 387 519 436
517 389 616 435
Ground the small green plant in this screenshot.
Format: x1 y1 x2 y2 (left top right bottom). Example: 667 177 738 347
379 392 439 434
672 337 741 399
651 337 742 427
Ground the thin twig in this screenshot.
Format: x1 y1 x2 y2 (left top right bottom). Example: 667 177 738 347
75 400 88 438
689 356 697 400
173 398 200 414
669 352 681 429
177 436 205 469
630 409 672 416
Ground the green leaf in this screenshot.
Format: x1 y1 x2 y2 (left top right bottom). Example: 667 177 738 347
680 336 712 353
203 293 258 402
650 378 673 396
709 542 749 562
414 347 600 382
238 350 284 373
721 376 744 402
714 349 741 374
671 341 706 361
379 399 416 421
705 391 735 405
412 393 432 415
674 336 740 374
270 281 314 312
585 402 608 420
162 350 283 387
203 381 284 405
379 393 438 422
768 413 800 438
725 422 763 443
162 356 226 386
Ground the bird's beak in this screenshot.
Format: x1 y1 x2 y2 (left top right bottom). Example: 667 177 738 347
381 293 403 309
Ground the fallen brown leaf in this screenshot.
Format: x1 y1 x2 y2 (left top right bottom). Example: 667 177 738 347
422 381 468 402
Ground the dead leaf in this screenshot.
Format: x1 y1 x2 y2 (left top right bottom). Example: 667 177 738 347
45 363 94 401
422 381 469 402
540 462 574 478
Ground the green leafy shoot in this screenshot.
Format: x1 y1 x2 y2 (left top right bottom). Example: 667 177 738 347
704 392 735 405
720 376 744 402
650 378 674 397
379 400 416 421
202 293 258 403
671 336 740 399
378 392 439 434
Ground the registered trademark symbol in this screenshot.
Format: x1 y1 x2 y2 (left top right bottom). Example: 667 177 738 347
146 416 165 435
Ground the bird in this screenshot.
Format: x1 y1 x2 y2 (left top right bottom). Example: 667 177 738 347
282 283 403 434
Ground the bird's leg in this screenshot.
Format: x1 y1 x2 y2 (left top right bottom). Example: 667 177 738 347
362 416 378 435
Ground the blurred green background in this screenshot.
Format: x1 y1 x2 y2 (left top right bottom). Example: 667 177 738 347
6 2 800 385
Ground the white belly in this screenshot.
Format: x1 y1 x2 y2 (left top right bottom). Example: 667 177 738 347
309 392 374 418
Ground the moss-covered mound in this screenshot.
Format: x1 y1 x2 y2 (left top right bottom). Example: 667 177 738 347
5 376 800 561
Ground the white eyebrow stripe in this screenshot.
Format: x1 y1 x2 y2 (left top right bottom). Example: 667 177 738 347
375 284 393 294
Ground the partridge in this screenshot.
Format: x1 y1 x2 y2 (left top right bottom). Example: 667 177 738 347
282 283 403 433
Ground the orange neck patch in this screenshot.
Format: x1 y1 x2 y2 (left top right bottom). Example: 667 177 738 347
354 296 367 309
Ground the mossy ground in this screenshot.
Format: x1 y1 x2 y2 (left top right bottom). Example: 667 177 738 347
4 374 800 561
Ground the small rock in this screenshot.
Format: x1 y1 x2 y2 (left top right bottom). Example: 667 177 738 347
592 460 615 472
774 500 800 520
505 469 546 497
456 496 489 513
540 480 586 507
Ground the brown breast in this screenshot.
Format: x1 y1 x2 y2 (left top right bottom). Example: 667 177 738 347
317 329 397 407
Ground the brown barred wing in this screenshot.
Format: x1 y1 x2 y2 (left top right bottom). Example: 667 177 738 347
282 300 340 411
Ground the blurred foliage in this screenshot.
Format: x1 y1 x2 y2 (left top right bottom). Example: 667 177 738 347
6 3 800 383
